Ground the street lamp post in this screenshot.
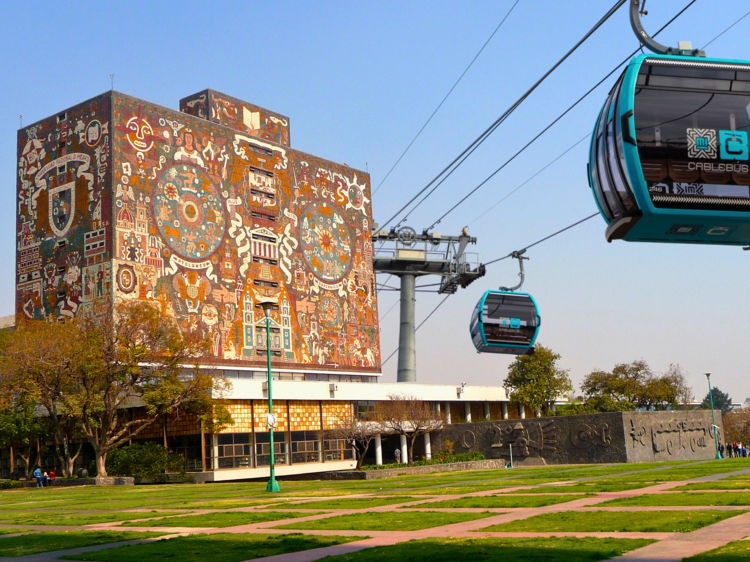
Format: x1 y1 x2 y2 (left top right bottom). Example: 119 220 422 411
705 372 722 460
261 303 280 492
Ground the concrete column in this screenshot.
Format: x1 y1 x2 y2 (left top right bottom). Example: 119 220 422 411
424 433 432 460
484 402 490 420
501 403 509 420
535 407 542 418
550 403 557 413
519 404 526 419
465 402 472 423
374 434 383 466
444 402 452 425
212 434 219 470
397 274 417 382
400 434 408 463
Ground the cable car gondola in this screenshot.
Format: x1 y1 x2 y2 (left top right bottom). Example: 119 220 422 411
589 1 750 245
470 251 540 355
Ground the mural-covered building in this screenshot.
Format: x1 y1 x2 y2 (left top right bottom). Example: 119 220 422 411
16 88 380 378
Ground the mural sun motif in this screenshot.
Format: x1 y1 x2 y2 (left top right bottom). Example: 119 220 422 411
300 201 352 282
153 164 225 260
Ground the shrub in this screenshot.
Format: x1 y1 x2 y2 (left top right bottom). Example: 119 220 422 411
0 480 22 489
361 451 485 471
106 442 186 481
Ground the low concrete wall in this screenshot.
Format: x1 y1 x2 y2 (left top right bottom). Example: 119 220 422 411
318 459 509 480
433 410 724 465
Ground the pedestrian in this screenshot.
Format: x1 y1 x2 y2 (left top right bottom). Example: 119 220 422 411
49 470 55 485
394 448 401 464
736 443 741 458
719 442 725 458
42 472 48 487
33 467 42 488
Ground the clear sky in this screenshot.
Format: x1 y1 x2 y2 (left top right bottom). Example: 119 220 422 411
1 0 749 402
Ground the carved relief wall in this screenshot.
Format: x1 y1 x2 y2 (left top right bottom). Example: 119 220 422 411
16 94 112 321
434 410 723 465
17 90 380 374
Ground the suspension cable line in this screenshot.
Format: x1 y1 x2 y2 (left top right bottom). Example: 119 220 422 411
373 0 521 196
378 0 627 230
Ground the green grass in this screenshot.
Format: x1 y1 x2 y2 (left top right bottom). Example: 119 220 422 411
0 531 165 557
410 494 590 509
498 483 650 494
274 511 495 531
387 485 508 496
121 511 321 528
279 497 417 510
164 499 282 510
0 511 182 526
673 480 750 491
684 540 750 561
316 537 655 562
478 510 745 533
0 528 32 535
67 533 365 562
599 492 750 507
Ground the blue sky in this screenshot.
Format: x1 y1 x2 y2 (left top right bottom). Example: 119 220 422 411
1 0 749 401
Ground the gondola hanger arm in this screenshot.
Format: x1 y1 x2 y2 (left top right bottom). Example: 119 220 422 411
630 0 704 57
499 250 528 292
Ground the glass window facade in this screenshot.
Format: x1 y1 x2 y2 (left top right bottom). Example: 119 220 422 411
217 433 252 469
255 432 288 467
291 431 321 464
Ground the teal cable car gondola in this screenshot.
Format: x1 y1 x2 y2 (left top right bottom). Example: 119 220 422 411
470 251 539 355
589 1 750 245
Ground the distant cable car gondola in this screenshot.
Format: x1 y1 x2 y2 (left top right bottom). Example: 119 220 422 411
589 1 750 245
470 251 539 355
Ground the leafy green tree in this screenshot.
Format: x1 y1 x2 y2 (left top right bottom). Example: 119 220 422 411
0 398 51 478
701 387 733 415
504 345 573 415
106 442 186 481
581 360 693 411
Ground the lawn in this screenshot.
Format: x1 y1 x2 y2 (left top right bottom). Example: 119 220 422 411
67 533 365 562
0 528 32 535
0 511 182 526
0 531 165 557
599 492 750 507
164 499 283 510
121 511 321 528
407 494 589 509
274 511 495 531
477 510 745 533
498 483 650 494
280 497 417 510
674 480 750 491
316 537 655 562
684 540 750 561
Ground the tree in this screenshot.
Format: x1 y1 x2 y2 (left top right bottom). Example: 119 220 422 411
701 386 733 415
325 410 381 470
0 398 50 478
504 345 573 415
0 320 86 477
70 301 231 477
581 360 693 411
374 394 445 465
723 408 750 445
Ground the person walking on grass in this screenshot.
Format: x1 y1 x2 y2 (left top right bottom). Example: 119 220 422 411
719 442 725 459
33 467 42 488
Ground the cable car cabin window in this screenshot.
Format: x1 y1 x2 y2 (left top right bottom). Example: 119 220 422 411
483 294 537 346
595 92 623 219
634 67 750 212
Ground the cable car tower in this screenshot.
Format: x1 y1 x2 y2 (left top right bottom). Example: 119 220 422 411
372 225 485 382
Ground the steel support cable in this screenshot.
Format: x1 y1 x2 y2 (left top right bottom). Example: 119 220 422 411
469 133 591 226
701 9 750 50
373 0 521 196
378 0 627 230
428 0 699 229
381 295 452 367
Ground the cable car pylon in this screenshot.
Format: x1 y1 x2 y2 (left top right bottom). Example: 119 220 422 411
372 225 485 382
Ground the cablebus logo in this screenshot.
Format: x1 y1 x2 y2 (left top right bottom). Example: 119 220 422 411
687 128 748 161
687 128 750 173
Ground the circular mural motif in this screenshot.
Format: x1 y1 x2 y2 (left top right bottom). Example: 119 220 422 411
319 295 342 329
300 201 352 282
153 165 225 260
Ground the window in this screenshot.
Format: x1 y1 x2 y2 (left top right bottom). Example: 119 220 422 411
255 432 288 466
217 433 252 469
57 112 67 123
291 431 321 464
168 435 203 472
253 257 278 265
324 438 354 461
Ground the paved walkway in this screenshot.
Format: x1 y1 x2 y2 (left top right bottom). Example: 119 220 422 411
1 463 749 562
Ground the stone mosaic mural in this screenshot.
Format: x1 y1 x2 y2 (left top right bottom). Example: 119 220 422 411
17 90 380 373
